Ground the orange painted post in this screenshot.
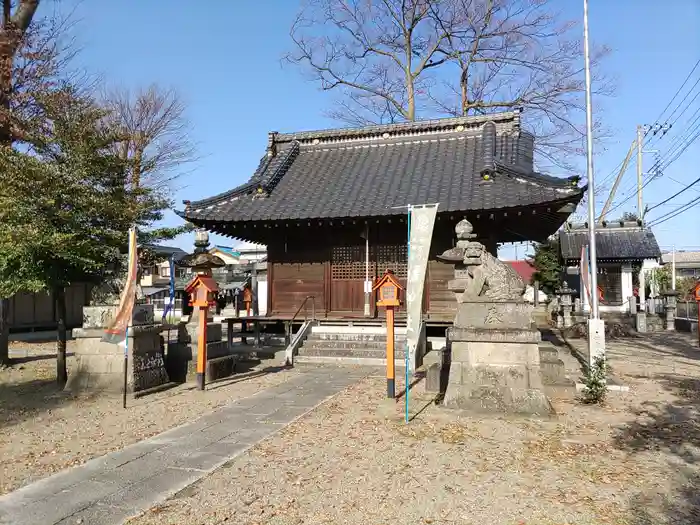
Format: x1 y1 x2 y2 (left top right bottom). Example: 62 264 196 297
374 270 403 400
185 274 220 392
196 305 208 390
386 305 395 398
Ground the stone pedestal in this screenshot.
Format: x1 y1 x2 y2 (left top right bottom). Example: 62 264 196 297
164 321 232 383
444 324 553 415
636 312 647 333
662 291 679 331
435 218 553 416
555 285 573 328
66 304 170 393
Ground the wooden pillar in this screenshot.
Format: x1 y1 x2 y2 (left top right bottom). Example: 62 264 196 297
386 306 395 398
196 305 208 390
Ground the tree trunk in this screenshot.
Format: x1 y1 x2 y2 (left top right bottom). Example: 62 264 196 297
0 298 9 366
55 286 68 387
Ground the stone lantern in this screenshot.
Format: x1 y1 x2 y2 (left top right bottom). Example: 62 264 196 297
177 229 226 350
661 289 679 331
555 282 574 328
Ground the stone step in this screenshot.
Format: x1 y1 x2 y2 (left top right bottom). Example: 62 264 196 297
307 333 406 343
294 355 407 367
298 347 407 360
302 339 407 351
540 357 570 385
311 325 408 335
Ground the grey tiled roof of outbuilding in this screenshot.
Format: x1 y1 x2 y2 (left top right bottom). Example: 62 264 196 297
559 227 662 262
180 111 585 223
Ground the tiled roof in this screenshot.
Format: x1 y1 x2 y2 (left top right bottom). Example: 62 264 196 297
661 251 700 265
506 260 537 283
180 111 584 223
559 226 661 261
141 244 189 262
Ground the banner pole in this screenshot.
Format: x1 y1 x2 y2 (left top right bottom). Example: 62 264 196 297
405 206 411 424
122 323 129 409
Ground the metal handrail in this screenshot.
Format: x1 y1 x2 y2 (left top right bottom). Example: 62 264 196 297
286 296 316 344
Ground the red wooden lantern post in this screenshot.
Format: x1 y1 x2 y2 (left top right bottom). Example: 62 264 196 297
374 270 403 399
185 275 219 390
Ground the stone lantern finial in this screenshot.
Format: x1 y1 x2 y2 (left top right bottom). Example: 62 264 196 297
455 219 477 240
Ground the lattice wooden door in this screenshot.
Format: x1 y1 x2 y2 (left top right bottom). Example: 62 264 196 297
330 245 375 313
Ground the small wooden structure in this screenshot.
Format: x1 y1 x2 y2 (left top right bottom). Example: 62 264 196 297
185 274 219 390
374 270 403 398
177 111 583 323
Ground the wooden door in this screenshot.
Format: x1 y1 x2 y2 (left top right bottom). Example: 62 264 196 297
330 245 374 315
374 244 407 318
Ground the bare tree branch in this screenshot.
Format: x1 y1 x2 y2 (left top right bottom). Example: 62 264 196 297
285 0 453 124
286 0 615 173
101 84 198 192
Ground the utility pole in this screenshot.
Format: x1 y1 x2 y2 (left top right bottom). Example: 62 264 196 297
637 123 672 222
583 0 604 365
672 246 676 291
636 125 644 221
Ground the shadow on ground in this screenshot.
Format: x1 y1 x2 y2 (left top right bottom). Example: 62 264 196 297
613 370 700 524
0 378 94 430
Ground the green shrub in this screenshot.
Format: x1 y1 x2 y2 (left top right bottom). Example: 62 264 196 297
580 355 608 404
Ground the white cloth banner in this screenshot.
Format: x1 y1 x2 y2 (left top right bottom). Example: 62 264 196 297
405 204 439 372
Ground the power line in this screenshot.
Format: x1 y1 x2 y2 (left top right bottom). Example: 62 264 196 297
647 194 700 227
605 106 700 217
647 174 700 214
596 63 699 191
650 58 700 124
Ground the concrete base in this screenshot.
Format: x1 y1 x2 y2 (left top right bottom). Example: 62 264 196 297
66 325 169 393
442 327 553 416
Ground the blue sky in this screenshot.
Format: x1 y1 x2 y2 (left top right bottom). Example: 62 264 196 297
58 0 700 257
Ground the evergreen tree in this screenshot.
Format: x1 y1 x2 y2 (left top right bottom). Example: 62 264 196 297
531 236 563 296
0 87 184 385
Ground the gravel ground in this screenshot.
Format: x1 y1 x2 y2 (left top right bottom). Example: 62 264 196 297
127 332 700 525
0 340 299 495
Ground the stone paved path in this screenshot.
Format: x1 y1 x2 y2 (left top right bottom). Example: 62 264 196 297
0 367 369 525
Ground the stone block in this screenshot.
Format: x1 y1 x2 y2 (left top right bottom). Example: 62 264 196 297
181 321 222 344
635 312 647 333
454 301 534 329
206 355 238 381
81 304 154 330
66 324 170 393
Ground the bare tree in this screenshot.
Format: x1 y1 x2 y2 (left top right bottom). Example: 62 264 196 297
0 0 40 146
428 0 613 170
287 0 460 124
102 84 197 191
287 0 613 171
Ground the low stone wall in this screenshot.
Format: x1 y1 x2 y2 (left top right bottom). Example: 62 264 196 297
165 321 239 384
66 325 169 393
676 318 698 334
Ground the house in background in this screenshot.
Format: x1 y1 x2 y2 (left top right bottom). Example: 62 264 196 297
559 221 661 313
209 245 241 265
207 242 269 316
139 245 191 318
661 251 700 280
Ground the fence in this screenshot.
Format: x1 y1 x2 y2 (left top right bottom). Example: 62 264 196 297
645 297 665 315
677 301 699 320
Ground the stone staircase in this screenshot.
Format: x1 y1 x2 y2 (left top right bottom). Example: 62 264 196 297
295 323 408 366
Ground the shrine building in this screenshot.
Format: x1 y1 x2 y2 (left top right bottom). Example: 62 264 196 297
178 110 584 324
